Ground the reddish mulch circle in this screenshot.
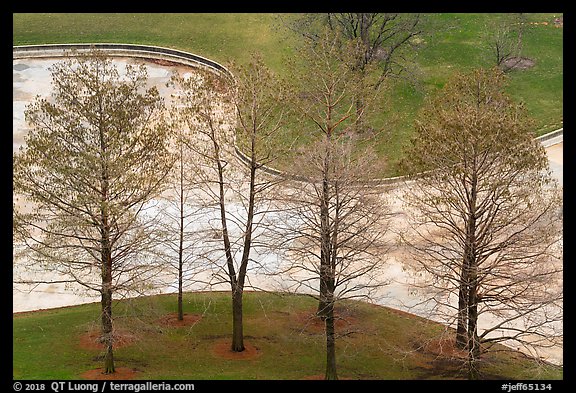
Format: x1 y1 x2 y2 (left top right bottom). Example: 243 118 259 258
78 329 137 351
423 336 468 359
155 312 203 327
211 338 262 360
302 374 355 380
502 56 535 71
292 308 360 334
80 367 139 380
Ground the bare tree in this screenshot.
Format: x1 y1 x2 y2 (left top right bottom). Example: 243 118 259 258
399 67 563 379
484 14 526 72
285 13 422 83
153 126 207 321
267 135 391 380
169 54 287 352
281 29 386 320
13 49 175 374
259 31 391 380
283 12 422 130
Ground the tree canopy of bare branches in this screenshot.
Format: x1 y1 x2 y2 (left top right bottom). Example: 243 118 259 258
283 13 421 134
265 137 392 381
285 13 422 82
261 30 392 380
169 54 287 352
484 14 526 72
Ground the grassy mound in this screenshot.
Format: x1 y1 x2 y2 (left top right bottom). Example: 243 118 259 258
13 291 562 380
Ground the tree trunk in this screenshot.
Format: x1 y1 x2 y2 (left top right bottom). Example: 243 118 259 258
317 144 331 320
177 144 185 321
212 132 245 352
100 187 115 374
324 240 338 380
231 288 245 352
230 132 257 352
467 282 481 356
456 264 469 349
101 250 115 374
467 262 480 380
317 231 331 320
461 170 478 352
317 264 330 320
177 262 183 321
467 290 480 380
177 194 184 321
324 298 338 380
98 109 115 374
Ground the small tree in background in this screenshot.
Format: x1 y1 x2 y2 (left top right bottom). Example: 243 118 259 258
285 12 422 83
399 67 563 379
283 13 422 130
154 125 207 321
484 14 526 72
13 49 175 374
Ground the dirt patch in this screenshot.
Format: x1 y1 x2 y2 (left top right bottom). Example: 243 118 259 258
155 313 202 327
302 374 355 380
502 57 535 71
78 329 137 351
211 338 262 360
408 335 469 379
80 367 139 380
292 307 361 334
422 336 468 360
553 17 563 28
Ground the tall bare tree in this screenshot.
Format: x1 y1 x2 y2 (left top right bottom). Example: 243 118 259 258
169 54 286 352
281 29 385 320
267 136 390 380
13 49 175 374
153 126 207 321
399 67 563 379
261 31 391 380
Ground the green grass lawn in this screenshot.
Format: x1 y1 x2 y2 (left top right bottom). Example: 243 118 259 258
12 13 295 70
12 13 563 177
13 291 562 380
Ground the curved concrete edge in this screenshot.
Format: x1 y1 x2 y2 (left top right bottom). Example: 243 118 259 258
537 128 563 148
237 128 564 188
238 128 564 188
13 43 233 78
